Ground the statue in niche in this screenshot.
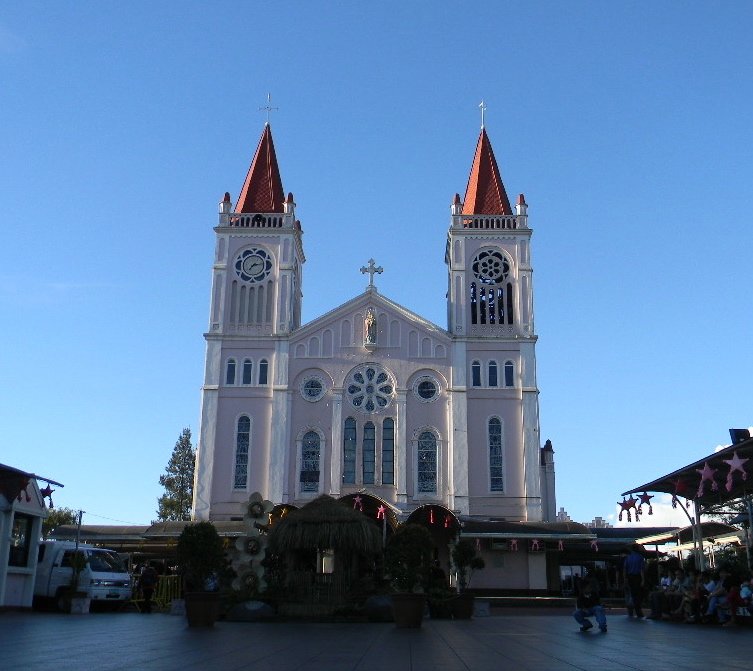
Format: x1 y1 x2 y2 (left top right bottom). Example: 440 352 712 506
364 308 377 346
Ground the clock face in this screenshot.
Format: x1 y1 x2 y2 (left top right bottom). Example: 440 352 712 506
235 248 271 283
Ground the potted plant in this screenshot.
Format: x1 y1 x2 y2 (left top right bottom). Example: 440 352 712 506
450 539 485 619
176 521 227 627
384 523 433 627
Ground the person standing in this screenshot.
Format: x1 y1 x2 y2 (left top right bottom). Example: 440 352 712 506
139 564 159 614
623 544 646 618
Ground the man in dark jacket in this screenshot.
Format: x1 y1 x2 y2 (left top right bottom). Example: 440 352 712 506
573 577 607 633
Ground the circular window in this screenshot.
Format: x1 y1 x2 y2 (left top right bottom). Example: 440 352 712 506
235 247 273 283
346 364 394 413
301 377 325 402
413 376 440 402
472 249 510 285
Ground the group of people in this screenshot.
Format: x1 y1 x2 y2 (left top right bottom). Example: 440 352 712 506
648 566 753 625
572 544 753 633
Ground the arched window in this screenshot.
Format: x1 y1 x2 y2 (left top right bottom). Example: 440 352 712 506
300 431 320 493
242 359 253 385
363 422 375 485
471 360 482 387
489 418 503 491
417 431 437 493
504 361 514 387
488 361 498 387
382 418 394 485
234 415 250 489
225 359 236 385
343 418 356 485
258 359 269 385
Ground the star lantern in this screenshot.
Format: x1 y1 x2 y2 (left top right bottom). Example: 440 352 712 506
509 539 518 552
637 492 653 516
618 497 636 522
696 462 718 498
376 505 386 520
40 484 55 509
530 539 541 551
723 452 749 492
672 478 692 508
353 494 363 512
590 539 599 552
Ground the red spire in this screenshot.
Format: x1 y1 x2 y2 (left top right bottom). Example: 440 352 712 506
462 128 512 215
235 124 285 213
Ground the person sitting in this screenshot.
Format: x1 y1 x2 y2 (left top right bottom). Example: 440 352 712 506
573 577 607 633
704 569 732 624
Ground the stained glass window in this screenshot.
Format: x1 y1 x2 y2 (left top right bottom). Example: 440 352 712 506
417 431 437 493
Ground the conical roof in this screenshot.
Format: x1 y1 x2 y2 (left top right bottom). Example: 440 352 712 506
462 128 512 215
235 124 285 213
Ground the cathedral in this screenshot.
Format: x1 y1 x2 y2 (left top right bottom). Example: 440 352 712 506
192 121 556 534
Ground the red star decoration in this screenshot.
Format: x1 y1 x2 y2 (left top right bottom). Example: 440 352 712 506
353 495 363 511
376 505 386 520
637 491 653 515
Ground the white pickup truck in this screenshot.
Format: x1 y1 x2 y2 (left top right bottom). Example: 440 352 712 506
34 540 132 609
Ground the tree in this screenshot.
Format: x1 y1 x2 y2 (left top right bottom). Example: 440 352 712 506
157 427 195 521
43 507 77 538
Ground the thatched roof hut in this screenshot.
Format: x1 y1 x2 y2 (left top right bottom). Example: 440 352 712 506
269 495 382 555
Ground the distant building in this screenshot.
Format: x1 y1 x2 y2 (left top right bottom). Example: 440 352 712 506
588 516 613 529
556 507 572 522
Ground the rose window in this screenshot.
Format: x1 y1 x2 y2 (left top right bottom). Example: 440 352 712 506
346 364 394 413
472 249 510 285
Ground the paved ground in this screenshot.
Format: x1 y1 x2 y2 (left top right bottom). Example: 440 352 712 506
1 608 750 671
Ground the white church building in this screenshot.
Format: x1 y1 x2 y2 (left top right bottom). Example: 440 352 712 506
191 122 573 592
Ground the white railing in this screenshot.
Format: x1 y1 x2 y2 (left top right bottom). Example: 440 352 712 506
453 215 525 230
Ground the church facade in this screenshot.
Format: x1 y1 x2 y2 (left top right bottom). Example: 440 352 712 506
192 122 556 532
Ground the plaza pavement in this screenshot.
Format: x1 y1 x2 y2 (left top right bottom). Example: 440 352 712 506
1 607 750 671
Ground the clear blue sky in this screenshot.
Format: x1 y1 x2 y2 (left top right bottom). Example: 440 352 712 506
2 2 752 528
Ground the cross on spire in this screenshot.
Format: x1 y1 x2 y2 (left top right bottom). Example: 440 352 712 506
479 100 487 130
259 93 279 125
360 258 383 288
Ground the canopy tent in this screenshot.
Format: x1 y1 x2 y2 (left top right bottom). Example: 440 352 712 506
621 430 753 569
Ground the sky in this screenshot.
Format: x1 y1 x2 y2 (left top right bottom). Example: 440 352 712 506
2 2 752 530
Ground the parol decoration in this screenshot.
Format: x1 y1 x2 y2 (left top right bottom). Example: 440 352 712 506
376 505 386 520
590 539 599 552
696 462 718 498
618 497 636 522
637 492 653 516
509 539 518 552
671 478 692 508
353 494 363 511
530 539 541 551
231 492 274 594
40 484 55 509
723 452 749 492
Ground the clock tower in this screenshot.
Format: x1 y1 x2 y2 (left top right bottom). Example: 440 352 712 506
193 123 304 519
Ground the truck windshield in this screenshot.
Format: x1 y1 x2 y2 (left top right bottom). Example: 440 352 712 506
89 551 127 573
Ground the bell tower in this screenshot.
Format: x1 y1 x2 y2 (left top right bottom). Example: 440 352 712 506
193 123 304 520
446 124 543 521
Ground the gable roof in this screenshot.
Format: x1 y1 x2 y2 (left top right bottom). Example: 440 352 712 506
462 128 512 215
291 289 450 343
235 123 285 213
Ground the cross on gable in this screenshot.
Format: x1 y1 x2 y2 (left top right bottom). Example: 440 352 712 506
360 258 383 288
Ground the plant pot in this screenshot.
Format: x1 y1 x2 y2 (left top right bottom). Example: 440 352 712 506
390 593 426 628
451 593 475 620
184 591 220 627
